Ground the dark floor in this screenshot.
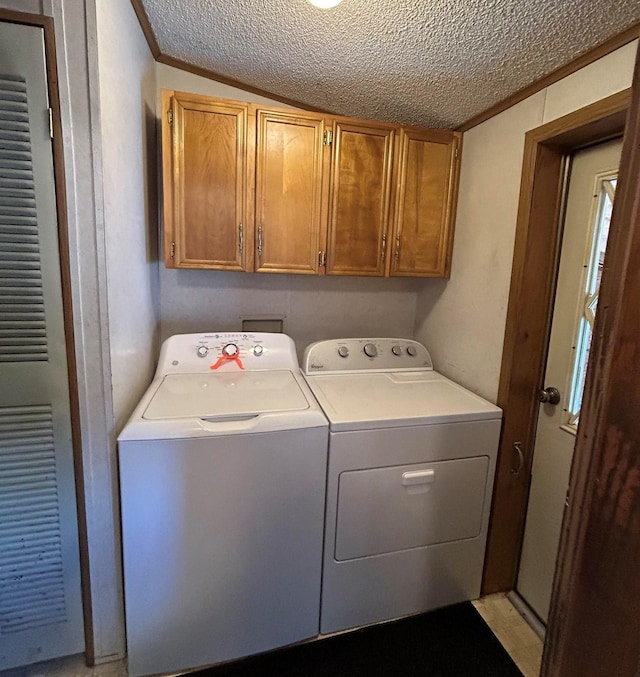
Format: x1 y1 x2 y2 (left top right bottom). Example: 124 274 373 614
197 603 522 677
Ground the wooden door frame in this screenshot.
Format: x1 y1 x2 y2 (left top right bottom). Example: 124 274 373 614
543 47 640 676
0 7 94 662
482 88 632 594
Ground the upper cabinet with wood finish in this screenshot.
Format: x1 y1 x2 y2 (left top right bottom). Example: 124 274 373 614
255 110 327 274
326 120 395 276
390 128 460 277
163 91 253 270
162 90 461 278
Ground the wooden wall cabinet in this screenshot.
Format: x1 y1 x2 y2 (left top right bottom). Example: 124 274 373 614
162 91 254 270
253 111 397 277
326 120 395 276
390 128 460 277
255 110 328 274
162 90 461 278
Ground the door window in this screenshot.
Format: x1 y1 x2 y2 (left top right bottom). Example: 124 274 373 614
565 173 617 429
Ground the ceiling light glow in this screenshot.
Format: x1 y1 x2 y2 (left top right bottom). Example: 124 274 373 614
307 0 343 8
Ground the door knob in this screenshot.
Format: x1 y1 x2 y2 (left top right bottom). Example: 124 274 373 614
538 386 561 405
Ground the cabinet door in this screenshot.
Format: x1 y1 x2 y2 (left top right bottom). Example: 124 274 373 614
167 93 249 270
390 129 460 277
326 121 395 276
255 111 328 273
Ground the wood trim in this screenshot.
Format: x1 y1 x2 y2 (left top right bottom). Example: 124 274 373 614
0 7 51 26
156 54 333 114
0 7 95 662
525 90 632 149
543 47 640 677
42 15 94 664
129 0 161 58
458 22 640 132
128 0 331 113
482 89 631 594
483 143 567 593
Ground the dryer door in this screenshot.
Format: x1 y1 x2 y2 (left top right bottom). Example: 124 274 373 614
335 456 489 560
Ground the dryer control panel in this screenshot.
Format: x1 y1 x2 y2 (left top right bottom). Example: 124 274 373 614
303 338 433 374
155 332 299 376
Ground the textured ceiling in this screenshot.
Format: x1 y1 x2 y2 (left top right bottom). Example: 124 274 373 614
140 0 639 129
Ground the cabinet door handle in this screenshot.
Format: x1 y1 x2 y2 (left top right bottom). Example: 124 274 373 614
238 223 244 254
395 233 401 260
381 233 387 262
257 224 263 257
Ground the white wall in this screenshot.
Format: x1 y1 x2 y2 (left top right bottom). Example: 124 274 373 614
89 0 158 659
96 0 158 432
156 64 420 357
414 40 638 403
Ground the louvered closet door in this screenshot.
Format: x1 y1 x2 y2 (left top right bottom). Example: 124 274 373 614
0 22 84 669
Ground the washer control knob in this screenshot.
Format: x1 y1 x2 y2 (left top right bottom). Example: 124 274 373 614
406 345 418 357
196 345 209 358
222 343 239 357
363 342 378 358
253 345 264 356
337 346 349 358
391 345 403 356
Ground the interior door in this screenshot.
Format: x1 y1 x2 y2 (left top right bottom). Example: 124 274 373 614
0 21 84 668
516 138 622 623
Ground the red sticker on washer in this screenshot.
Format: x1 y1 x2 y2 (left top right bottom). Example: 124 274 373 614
210 354 244 370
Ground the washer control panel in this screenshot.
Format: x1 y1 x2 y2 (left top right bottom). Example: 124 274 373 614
155 332 299 375
303 338 433 374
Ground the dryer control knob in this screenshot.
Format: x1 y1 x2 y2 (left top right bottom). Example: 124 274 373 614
253 345 264 356
406 345 418 357
337 346 349 358
222 343 239 357
196 345 209 358
363 342 378 358
391 345 403 356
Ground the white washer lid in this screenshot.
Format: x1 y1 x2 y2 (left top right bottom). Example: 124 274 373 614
143 370 309 420
305 370 502 431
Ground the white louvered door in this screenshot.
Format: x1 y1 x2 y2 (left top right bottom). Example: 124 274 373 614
0 22 84 668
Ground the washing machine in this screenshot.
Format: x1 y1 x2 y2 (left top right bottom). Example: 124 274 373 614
118 332 328 676
302 337 502 634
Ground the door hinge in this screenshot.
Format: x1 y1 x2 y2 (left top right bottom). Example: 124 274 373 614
167 108 174 125
318 251 327 267
48 108 54 139
454 146 458 159
323 130 333 146
170 241 176 259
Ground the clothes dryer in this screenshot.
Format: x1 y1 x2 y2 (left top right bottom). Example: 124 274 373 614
302 338 502 634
